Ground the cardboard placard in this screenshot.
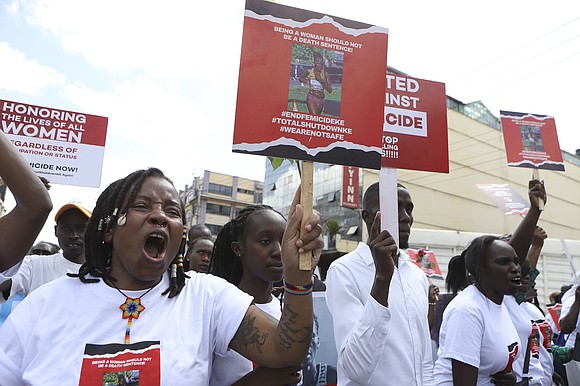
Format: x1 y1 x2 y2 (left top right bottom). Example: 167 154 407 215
476 183 529 215
407 248 443 279
382 75 449 173
233 0 388 169
1 99 108 187
500 110 565 171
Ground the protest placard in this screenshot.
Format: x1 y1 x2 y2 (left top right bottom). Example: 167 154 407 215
382 75 448 173
233 0 388 170
500 110 565 171
407 248 444 280
1 99 108 187
476 183 529 215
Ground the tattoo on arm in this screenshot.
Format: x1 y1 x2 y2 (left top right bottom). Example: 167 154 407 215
278 303 311 351
232 314 268 354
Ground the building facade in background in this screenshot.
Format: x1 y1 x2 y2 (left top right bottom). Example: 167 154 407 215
179 170 263 237
263 82 580 307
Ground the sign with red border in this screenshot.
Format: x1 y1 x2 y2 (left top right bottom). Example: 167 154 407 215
233 0 388 169
547 304 562 332
407 248 443 279
382 75 449 173
1 99 108 187
500 110 565 171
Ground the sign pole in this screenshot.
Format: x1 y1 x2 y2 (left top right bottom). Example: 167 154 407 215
532 169 544 210
299 161 314 270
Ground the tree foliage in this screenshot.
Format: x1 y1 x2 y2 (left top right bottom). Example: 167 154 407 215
326 219 342 240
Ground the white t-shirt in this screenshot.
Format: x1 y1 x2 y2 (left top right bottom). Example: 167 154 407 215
0 271 253 385
504 296 554 386
4 252 82 300
560 288 580 349
210 294 282 386
434 285 522 386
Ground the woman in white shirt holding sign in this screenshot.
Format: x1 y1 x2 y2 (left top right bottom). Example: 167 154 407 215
435 235 523 386
0 168 322 385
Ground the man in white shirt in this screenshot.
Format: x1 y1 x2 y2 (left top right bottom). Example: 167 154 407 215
326 183 435 386
0 202 91 302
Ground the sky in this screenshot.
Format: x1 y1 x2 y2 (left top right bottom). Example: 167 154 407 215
1 0 579 244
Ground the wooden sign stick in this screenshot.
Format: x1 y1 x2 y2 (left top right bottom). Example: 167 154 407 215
532 169 544 210
299 161 314 270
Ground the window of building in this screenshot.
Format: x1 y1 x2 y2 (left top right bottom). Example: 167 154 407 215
327 192 336 202
208 183 232 196
346 226 359 236
186 192 195 203
206 203 231 216
237 188 254 195
206 224 223 235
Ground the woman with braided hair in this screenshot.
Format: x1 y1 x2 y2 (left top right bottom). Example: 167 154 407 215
435 235 523 386
210 204 302 385
0 168 323 385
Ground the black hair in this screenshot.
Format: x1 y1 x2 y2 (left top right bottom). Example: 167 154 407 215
463 235 500 283
187 224 212 246
313 50 323 61
210 204 283 286
445 253 470 294
186 235 214 259
188 235 214 250
70 168 188 298
362 182 408 211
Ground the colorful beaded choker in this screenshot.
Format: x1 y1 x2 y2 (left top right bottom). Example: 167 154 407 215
109 280 157 344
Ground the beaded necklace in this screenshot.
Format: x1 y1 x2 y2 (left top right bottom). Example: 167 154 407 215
109 280 158 344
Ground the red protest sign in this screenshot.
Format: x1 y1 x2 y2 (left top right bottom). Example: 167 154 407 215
382 75 449 173
233 0 388 169
1 99 108 187
547 304 562 332
500 110 565 171
407 248 443 279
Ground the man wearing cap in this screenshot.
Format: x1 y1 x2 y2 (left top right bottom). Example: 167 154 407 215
0 202 91 303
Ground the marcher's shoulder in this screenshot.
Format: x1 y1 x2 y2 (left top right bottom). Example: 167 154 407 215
328 249 364 273
33 274 80 290
21 252 60 268
446 287 485 315
185 271 243 296
19 274 79 302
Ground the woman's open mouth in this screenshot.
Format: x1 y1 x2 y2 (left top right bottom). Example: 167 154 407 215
143 233 167 260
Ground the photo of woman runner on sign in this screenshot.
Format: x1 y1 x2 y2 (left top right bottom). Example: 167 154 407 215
288 45 343 117
299 51 332 115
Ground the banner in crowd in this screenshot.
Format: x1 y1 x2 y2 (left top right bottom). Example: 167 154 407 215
476 183 529 215
407 248 443 279
1 99 108 187
547 303 562 332
500 110 565 171
382 75 449 173
233 0 388 169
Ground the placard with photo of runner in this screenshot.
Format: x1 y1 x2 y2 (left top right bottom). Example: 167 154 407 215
233 0 388 169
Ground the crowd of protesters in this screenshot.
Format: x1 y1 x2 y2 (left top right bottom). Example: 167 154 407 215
0 130 578 386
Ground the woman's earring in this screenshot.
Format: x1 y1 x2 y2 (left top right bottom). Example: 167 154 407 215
117 214 127 227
